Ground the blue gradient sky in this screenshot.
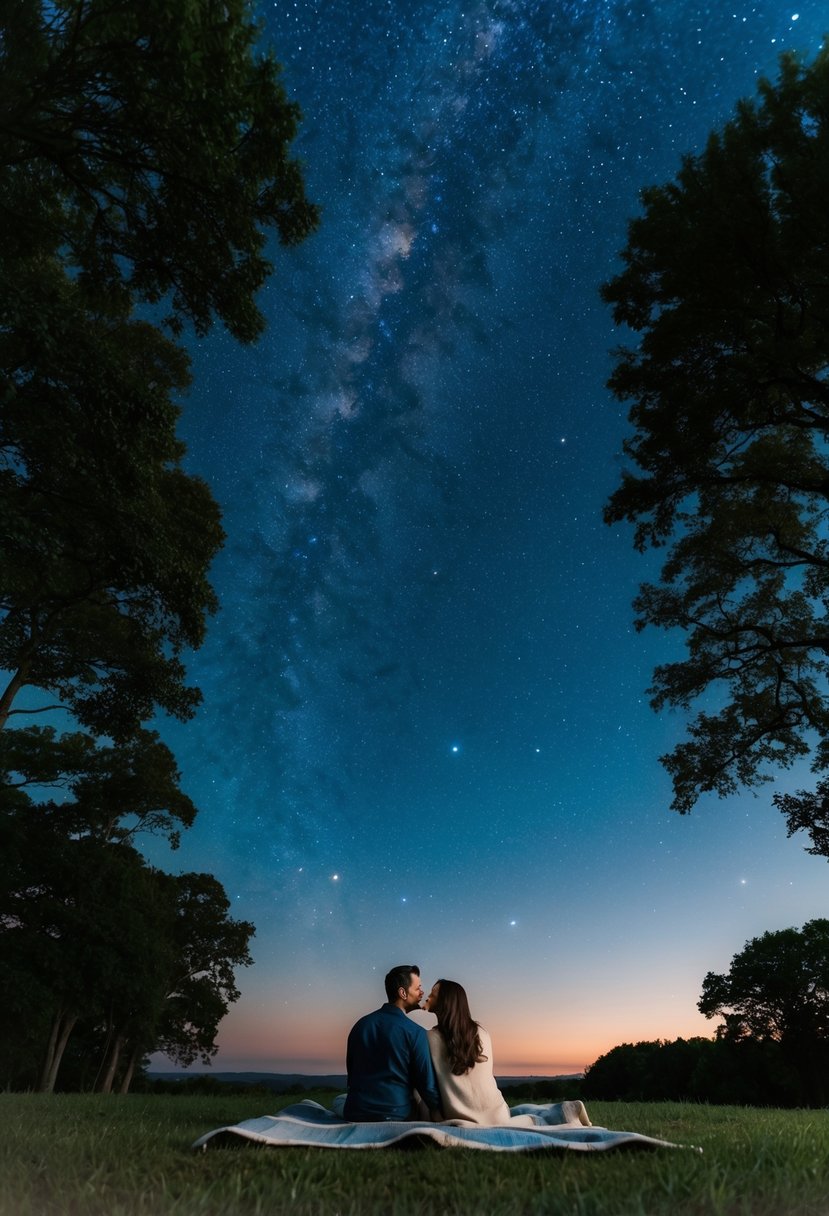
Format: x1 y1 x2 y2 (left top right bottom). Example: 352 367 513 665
150 0 828 1074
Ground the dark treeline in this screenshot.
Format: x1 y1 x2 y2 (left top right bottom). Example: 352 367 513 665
0 0 317 1092
583 919 829 1108
582 1038 818 1108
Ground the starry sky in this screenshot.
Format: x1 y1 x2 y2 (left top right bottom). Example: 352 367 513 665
150 0 829 1075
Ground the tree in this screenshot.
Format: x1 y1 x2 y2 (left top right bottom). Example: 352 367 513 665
1 0 318 735
149 873 255 1078
0 0 309 1090
582 1038 713 1102
581 1034 802 1105
90 870 254 1094
0 725 197 848
0 802 253 1092
774 777 829 858
0 0 319 341
582 1041 662 1101
0 813 158 1091
699 919 829 1104
0 256 223 736
602 45 829 836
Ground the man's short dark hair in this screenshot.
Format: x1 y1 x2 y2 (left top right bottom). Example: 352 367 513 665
384 964 419 1003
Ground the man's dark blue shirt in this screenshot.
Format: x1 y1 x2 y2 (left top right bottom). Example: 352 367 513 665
344 1003 441 1121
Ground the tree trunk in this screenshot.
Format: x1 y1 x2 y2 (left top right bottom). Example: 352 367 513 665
98 1031 126 1094
118 1044 142 1094
39 1010 78 1093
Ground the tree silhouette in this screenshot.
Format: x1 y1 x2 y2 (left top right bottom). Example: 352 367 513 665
603 44 829 846
699 919 829 1105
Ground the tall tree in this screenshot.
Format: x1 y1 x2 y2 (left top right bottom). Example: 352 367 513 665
699 920 829 1104
602 45 829 840
1 0 318 733
0 297 223 734
0 803 253 1092
142 872 255 1083
0 815 157 1092
0 0 319 341
0 0 313 1088
93 871 254 1094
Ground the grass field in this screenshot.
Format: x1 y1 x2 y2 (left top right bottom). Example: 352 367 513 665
2 1090 829 1216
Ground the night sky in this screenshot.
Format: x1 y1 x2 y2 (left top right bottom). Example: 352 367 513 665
151 0 829 1075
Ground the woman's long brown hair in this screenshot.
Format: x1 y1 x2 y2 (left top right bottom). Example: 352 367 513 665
433 979 488 1075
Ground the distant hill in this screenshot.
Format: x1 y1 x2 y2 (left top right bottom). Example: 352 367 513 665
147 1072 347 1092
147 1071 583 1093
498 1075 583 1088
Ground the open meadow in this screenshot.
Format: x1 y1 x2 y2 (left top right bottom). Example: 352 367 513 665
2 1090 829 1216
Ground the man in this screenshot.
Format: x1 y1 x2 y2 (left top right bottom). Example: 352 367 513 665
344 963 442 1121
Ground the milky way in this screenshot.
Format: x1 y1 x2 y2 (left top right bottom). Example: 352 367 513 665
155 0 829 1073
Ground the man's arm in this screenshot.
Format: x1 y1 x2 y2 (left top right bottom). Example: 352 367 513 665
409 1028 442 1116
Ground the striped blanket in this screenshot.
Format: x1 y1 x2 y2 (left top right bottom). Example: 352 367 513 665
192 1099 701 1154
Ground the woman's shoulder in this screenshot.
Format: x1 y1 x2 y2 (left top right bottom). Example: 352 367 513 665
427 1026 447 1062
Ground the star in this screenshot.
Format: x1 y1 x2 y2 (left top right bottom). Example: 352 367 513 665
138 0 829 1082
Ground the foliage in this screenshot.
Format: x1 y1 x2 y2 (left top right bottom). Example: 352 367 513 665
0 284 222 736
774 775 829 857
0 0 319 341
0 801 254 1092
153 872 255 1070
699 918 829 1104
0 817 168 1090
0 0 316 1092
4 1094 829 1216
582 920 829 1108
0 0 318 734
602 44 829 834
0 725 197 846
581 1036 802 1106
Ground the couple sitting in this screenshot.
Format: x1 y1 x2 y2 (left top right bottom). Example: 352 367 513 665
342 963 591 1128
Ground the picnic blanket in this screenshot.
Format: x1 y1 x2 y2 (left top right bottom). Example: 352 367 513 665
192 1099 701 1154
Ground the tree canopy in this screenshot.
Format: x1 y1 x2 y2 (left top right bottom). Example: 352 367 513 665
0 292 223 735
0 0 319 341
603 44 829 840
581 1034 804 1106
0 806 254 1091
1 0 318 735
1 725 197 847
699 919 829 1103
699 919 829 1043
0 0 314 1090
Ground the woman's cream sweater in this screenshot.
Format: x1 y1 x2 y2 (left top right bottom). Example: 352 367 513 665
428 1025 537 1127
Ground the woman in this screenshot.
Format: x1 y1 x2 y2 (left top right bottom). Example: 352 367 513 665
423 978 539 1126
